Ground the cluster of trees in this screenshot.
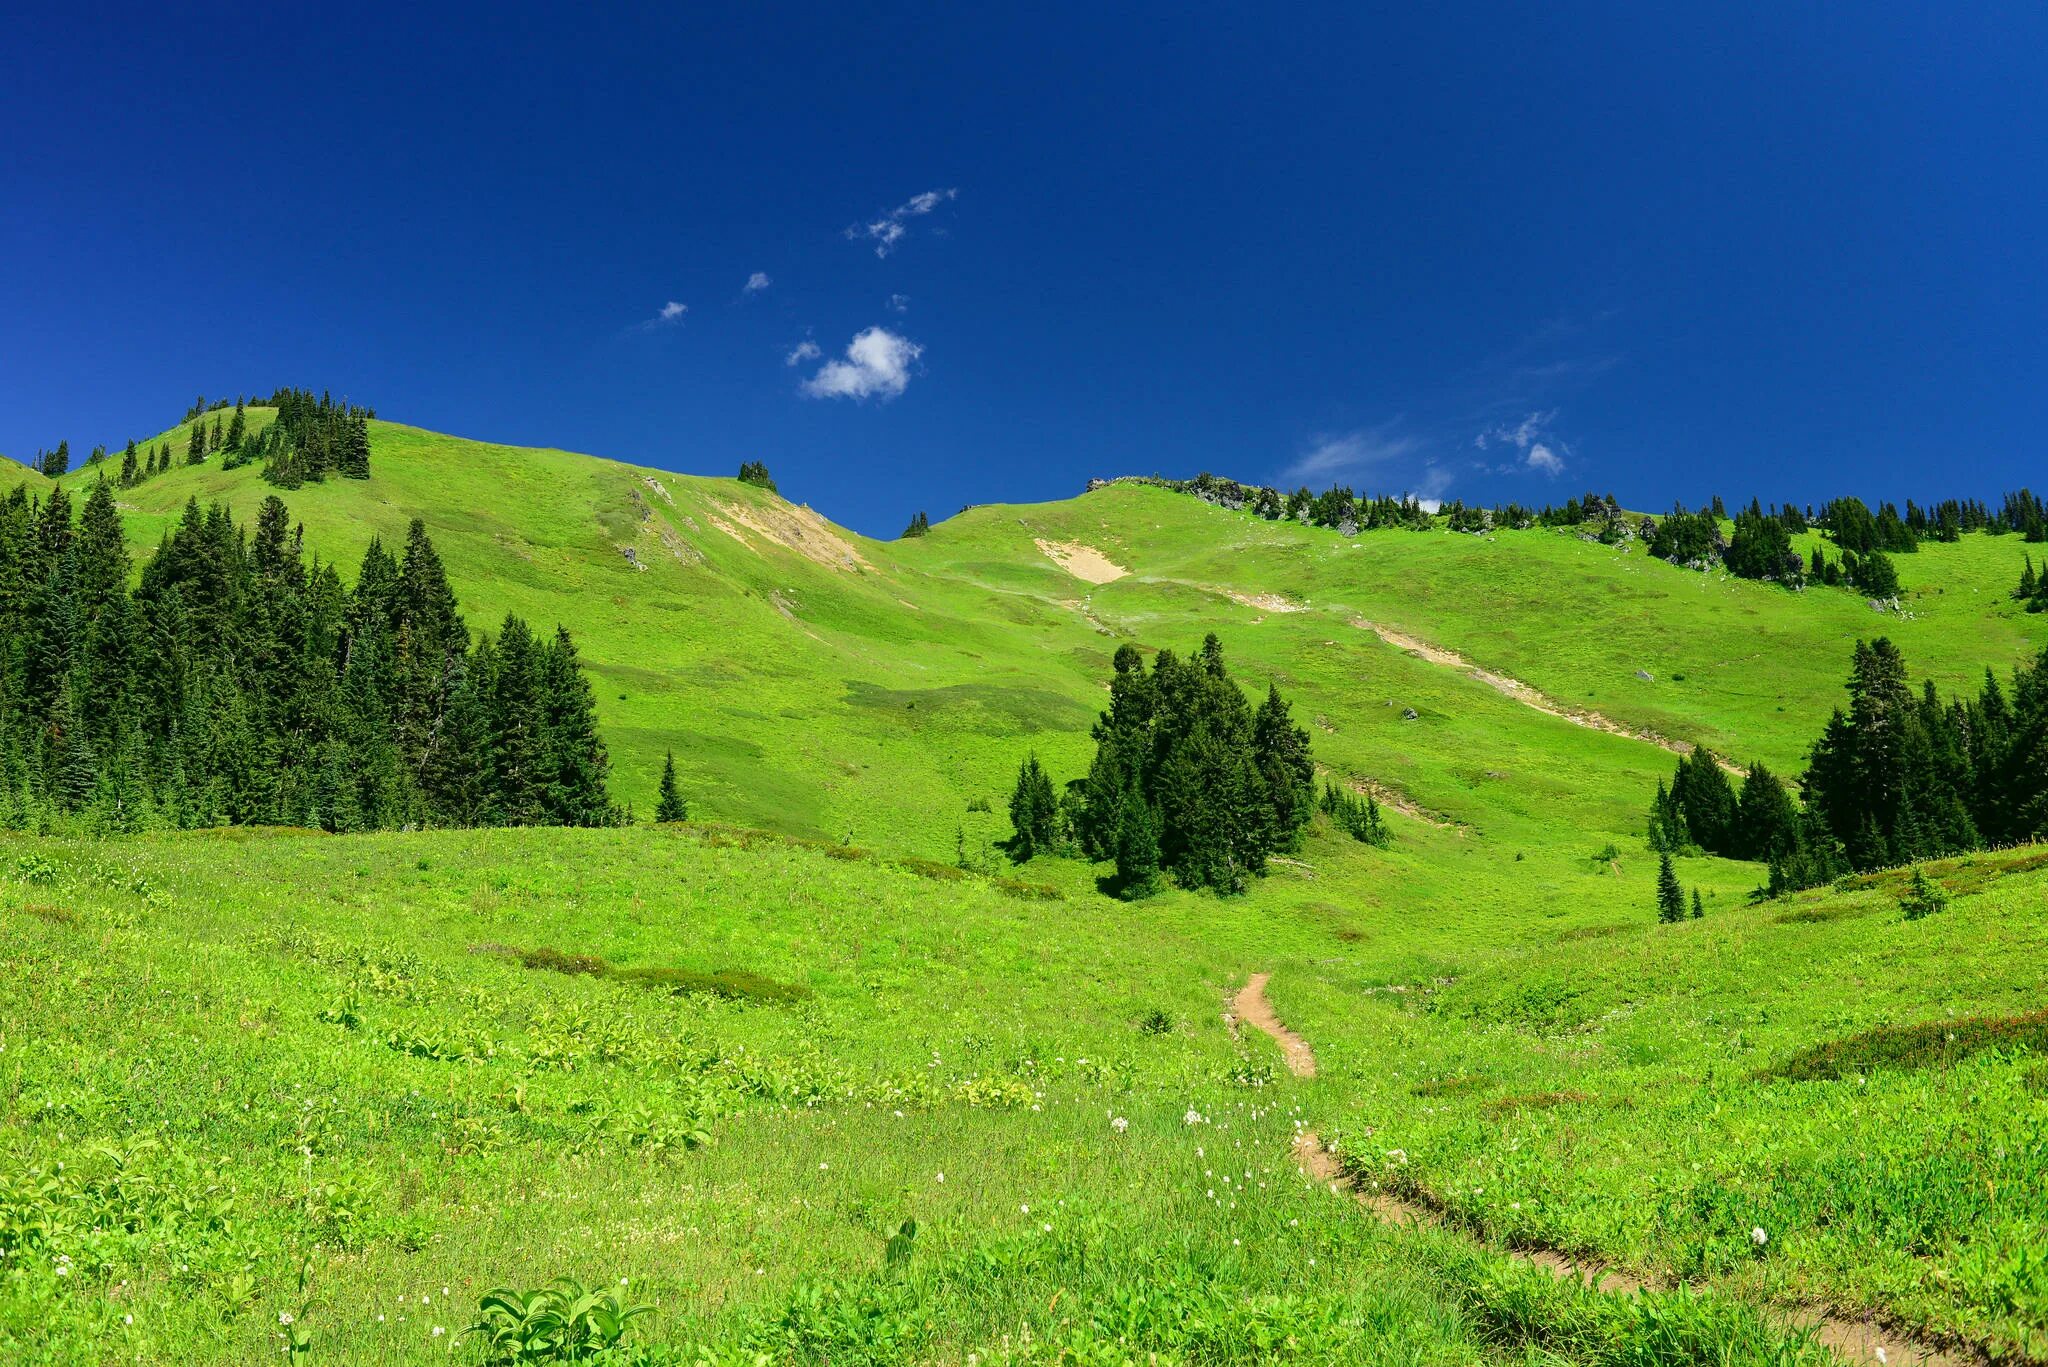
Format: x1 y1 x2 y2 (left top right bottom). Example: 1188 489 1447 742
1652 638 2048 897
1134 473 1436 534
1319 781 1390 845
2017 555 2048 613
244 390 372 487
0 482 615 832
1793 638 2047 879
1006 637 1318 895
111 441 180 487
1647 748 1799 864
901 511 931 538
737 461 777 492
184 401 245 467
29 442 71 478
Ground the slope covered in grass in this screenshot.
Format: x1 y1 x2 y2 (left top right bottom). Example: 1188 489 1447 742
9 405 2044 1363
51 412 2047 856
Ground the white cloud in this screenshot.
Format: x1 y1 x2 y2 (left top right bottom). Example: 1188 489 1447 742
800 327 922 400
639 300 688 329
849 188 957 257
1284 425 1424 484
784 339 822 366
1475 410 1567 476
887 293 910 313
744 272 772 293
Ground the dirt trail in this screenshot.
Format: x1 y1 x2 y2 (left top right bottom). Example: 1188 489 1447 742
1350 618 1743 775
1230 973 1317 1078
1238 971 1971 1367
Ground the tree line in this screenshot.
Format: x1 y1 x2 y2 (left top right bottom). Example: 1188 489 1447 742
0 481 615 832
244 389 373 487
1648 637 2048 896
1008 636 1318 895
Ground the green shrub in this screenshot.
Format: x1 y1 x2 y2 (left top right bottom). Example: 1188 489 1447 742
1764 1008 2048 1081
1898 867 1951 921
463 1276 651 1363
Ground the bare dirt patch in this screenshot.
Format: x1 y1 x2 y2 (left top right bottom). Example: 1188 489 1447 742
1035 538 1128 584
1205 585 1307 613
716 500 872 572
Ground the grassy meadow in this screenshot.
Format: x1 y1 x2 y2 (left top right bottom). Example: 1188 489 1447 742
4 413 2044 1362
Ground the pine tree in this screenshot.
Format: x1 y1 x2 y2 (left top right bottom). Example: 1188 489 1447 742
225 399 247 451
1655 852 1686 923
1007 752 1060 861
187 421 206 465
1690 888 1705 919
655 750 687 822
901 511 930 538
1114 787 1161 899
537 626 613 825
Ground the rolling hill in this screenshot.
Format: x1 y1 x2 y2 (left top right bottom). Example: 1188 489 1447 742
4 405 2045 1364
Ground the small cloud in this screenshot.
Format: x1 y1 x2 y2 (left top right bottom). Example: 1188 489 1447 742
784 339 822 366
744 272 772 293
1283 424 1424 484
1476 410 1567 476
800 326 922 401
887 293 909 313
849 188 957 257
639 300 688 329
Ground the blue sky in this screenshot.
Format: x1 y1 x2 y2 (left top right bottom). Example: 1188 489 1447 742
2 2 2042 536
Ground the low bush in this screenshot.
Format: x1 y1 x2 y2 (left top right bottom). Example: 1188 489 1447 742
1764 1008 2048 1081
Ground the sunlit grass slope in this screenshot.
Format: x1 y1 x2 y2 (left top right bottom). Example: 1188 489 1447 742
54 413 2047 857
0 458 50 495
3 821 1935 1366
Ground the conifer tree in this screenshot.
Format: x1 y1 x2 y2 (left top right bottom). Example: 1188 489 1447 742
1007 752 1060 861
655 750 687 822
1114 787 1161 899
1656 853 1686 922
187 421 206 465
1690 888 1705 919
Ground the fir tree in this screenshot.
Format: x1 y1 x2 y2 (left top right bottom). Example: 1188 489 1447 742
1114 787 1161 899
1007 752 1060 861
655 750 687 822
1690 888 1705 919
1656 853 1686 923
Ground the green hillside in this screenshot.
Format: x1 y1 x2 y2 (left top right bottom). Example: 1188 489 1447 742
0 458 49 495
51 413 2046 853
6 408 2046 1364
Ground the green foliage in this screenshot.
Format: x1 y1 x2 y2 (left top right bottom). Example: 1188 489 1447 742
1319 781 1390 846
1078 637 1311 893
654 751 687 823
463 1277 652 1363
900 510 929 538
1656 852 1686 923
0 487 614 833
1898 866 1951 920
736 460 776 492
1005 752 1059 861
